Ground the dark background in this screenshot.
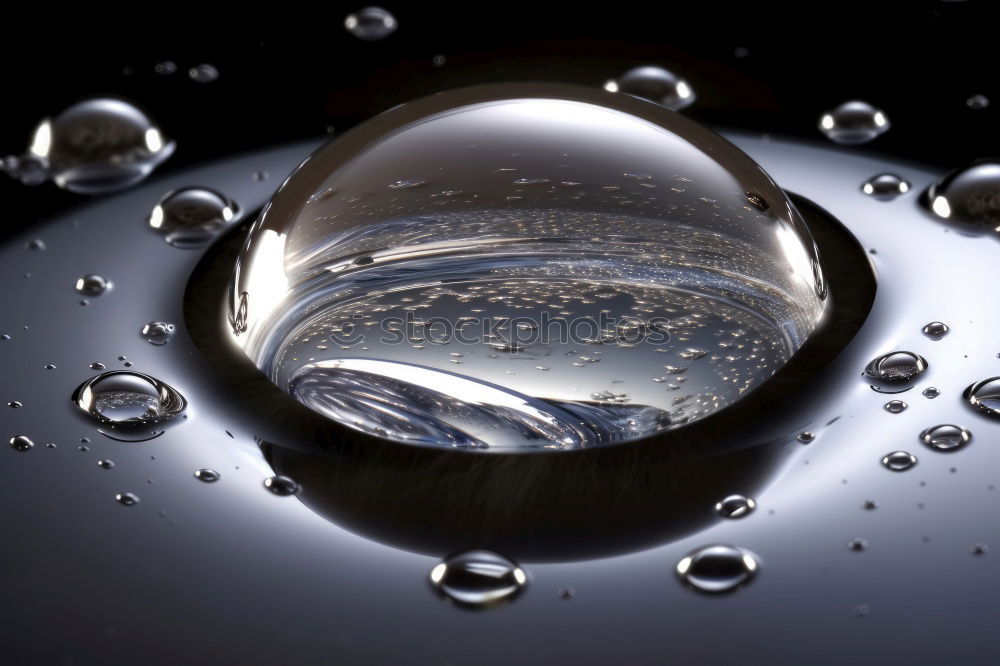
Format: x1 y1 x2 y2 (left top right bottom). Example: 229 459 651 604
0 1 993 237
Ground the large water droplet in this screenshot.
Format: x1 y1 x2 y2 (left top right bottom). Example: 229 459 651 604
715 494 756 519
344 6 397 41
923 160 1000 228
864 351 927 384
920 424 972 452
141 321 175 345
676 544 759 594
963 377 1000 417
881 450 918 471
429 550 527 608
148 187 238 248
229 84 828 450
861 173 910 200
0 98 174 193
8 435 33 452
72 370 186 429
74 274 110 296
605 66 695 111
818 101 890 145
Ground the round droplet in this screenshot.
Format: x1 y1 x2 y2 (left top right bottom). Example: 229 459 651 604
884 400 907 414
882 451 918 471
188 63 219 83
863 351 927 384
429 550 527 608
923 160 1000 228
344 6 397 41
228 83 829 450
97 459 115 469
715 494 756 519
194 468 220 483
605 65 695 111
676 544 759 594
922 386 940 399
818 101 890 145
12 98 174 194
848 538 868 552
8 435 33 451
115 492 140 506
922 321 949 339
963 377 1000 417
861 173 910 200
74 274 110 296
72 370 187 428
141 321 175 345
263 475 300 496
920 424 972 452
967 94 989 110
149 187 238 248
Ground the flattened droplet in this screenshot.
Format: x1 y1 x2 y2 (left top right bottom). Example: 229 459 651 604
429 550 527 608
715 494 756 519
819 101 890 145
676 544 759 594
864 351 927 384
606 65 696 111
263 475 300 496
115 492 140 506
861 173 909 200
73 370 186 428
964 378 1000 417
919 424 972 452
344 6 397 41
881 451 917 471
8 435 33 452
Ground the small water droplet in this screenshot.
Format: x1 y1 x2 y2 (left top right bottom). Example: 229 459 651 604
8 400 22 408
115 492 139 506
604 66 696 111
882 451 918 471
884 400 908 414
967 94 989 110
27 239 46 251
864 351 927 384
923 159 1000 227
73 370 186 428
344 6 397 41
263 475 300 496
429 550 526 608
861 173 910 200
558 587 575 600
676 544 759 594
715 494 756 519
963 377 1000 417
854 604 871 617
920 424 972 452
149 187 238 248
922 321 949 339
8 435 33 451
432 54 447 67
194 469 220 483
862 500 878 510
90 362 105 370
848 538 868 552
154 61 177 75
797 431 815 443
97 459 115 469
971 543 989 555
188 63 219 83
141 321 175 345
923 387 940 399
252 170 269 182
819 101 890 145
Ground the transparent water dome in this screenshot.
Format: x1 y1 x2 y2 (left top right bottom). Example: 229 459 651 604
228 84 827 451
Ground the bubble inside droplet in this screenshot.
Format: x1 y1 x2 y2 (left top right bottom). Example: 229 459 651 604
676 544 759 594
344 6 397 41
884 400 907 414
73 370 186 428
881 450 917 471
429 550 527 608
715 494 756 519
919 424 972 452
149 187 238 248
818 101 890 145
605 65 696 111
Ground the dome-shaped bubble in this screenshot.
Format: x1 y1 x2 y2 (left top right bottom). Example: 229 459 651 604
229 83 827 451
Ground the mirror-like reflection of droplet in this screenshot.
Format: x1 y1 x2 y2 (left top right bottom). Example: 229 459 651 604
923 387 940 399
676 544 759 594
922 321 949 339
74 274 110 296
848 538 868 552
920 424 972 452
115 492 139 506
882 451 918 471
923 160 1000 227
149 187 238 248
963 377 1000 417
861 173 910 200
188 64 219 83
429 550 527 608
715 494 756 519
263 475 300 496
819 101 890 145
0 98 174 194
73 370 186 429
884 400 908 414
9 435 33 452
967 94 990 110
864 351 927 384
97 459 114 469
605 66 696 111
194 469 220 483
141 321 175 345
344 6 397 41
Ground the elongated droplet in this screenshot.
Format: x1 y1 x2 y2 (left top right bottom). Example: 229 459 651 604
881 451 917 471
715 494 756 519
263 475 300 496
922 387 940 399
344 6 397 41
429 550 527 608
97 459 115 469
864 351 927 384
920 424 972 452
884 400 907 414
194 469 220 483
819 101 890 145
676 544 759 594
605 65 696 111
116 492 139 506
73 370 186 429
861 173 909 200
188 64 219 83
922 321 949 339
964 377 1000 417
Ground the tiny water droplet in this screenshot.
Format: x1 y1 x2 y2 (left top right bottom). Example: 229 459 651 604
74 274 110 296
344 6 397 41
8 400 22 408
605 65 696 111
73 370 187 428
188 63 219 83
920 424 972 452
819 101 890 145
715 494 756 519
963 377 1000 417
882 451 918 471
97 459 114 469
922 321 949 339
27 239 46 251
923 387 940 399
8 435 33 451
252 170 269 182
797 431 815 443
966 94 989 110
558 587 575 600
141 321 175 345
854 604 871 617
971 543 989 555
862 500 878 510
154 61 177 75
263 475 300 496
884 400 908 414
923 160 1000 227
115 492 139 506
864 351 927 384
194 469 220 483
429 550 527 608
149 187 238 248
90 362 105 370
848 538 868 552
676 544 759 594
861 173 910 200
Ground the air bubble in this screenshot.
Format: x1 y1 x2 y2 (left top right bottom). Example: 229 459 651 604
676 544 759 594
263 475 300 496
881 451 917 471
429 550 526 608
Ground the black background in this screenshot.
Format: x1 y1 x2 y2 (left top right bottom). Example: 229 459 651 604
0 1 994 237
